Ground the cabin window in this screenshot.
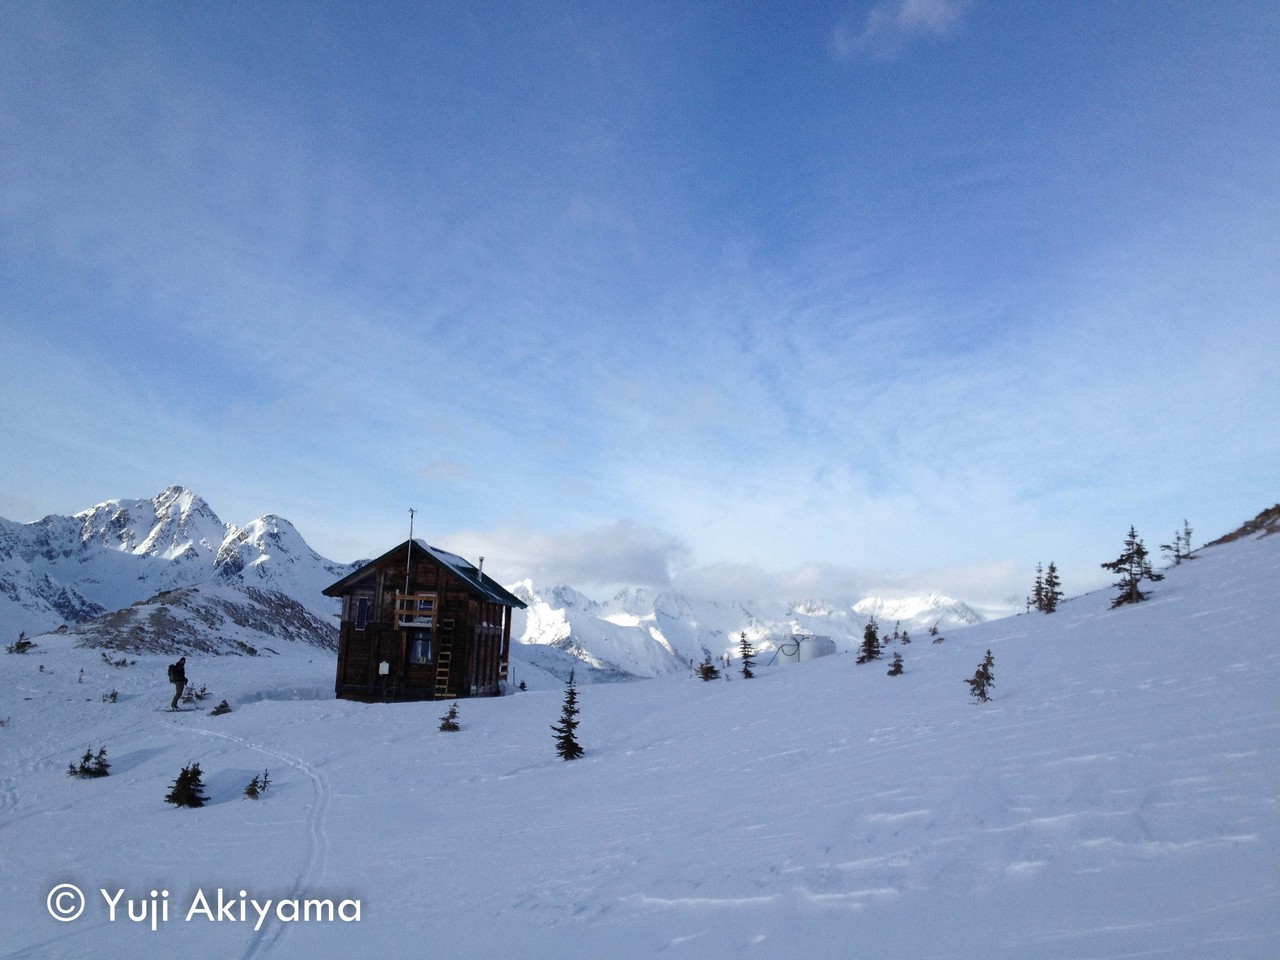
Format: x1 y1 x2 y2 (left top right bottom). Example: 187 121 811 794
354 596 371 630
408 630 432 664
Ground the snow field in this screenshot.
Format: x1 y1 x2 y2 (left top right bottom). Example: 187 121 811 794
1 531 1278 959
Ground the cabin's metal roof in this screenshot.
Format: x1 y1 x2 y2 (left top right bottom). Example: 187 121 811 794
322 538 527 608
414 540 527 608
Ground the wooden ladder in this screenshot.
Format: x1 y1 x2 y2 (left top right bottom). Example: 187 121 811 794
433 633 455 699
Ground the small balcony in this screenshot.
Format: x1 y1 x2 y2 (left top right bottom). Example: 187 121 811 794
394 592 438 628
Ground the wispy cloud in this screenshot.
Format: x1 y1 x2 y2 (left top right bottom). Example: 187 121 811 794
447 521 689 591
420 461 473 483
831 0 972 61
673 558 1023 612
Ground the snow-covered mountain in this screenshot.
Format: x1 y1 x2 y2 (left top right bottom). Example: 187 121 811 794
510 579 984 679
77 484 231 562
0 485 358 653
852 592 984 629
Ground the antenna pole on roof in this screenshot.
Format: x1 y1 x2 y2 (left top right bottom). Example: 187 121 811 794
404 508 417 597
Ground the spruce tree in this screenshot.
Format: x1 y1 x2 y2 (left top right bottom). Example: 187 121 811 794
164 762 209 807
887 651 904 676
6 632 35 654
738 633 756 679
1042 562 1063 613
438 702 460 732
67 746 110 779
856 617 882 663
1101 526 1164 607
965 650 995 702
1162 520 1196 566
697 654 721 681
243 770 270 799
551 670 584 761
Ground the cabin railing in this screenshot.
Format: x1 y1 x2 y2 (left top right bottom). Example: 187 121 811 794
393 591 438 628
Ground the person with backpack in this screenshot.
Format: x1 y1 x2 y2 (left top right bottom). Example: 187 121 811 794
168 657 187 710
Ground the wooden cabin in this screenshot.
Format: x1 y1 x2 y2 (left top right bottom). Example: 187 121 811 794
323 539 526 702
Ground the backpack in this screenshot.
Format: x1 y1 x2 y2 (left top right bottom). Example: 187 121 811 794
168 663 179 683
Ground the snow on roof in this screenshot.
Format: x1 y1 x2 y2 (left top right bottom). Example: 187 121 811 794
323 539 526 608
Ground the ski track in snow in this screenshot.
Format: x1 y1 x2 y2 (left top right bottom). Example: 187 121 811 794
171 721 332 960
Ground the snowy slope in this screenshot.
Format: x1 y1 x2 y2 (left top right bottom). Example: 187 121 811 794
51 581 341 656
210 515 359 621
1 519 1277 959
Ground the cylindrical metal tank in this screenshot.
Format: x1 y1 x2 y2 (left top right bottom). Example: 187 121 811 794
775 634 837 663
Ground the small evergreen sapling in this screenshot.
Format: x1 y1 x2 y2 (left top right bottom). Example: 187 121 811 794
1029 562 1063 613
965 650 995 702
438 702 461 732
1101 526 1164 608
1028 563 1045 613
887 651 904 676
856 617 882 663
739 633 756 679
1161 520 1195 566
929 622 944 644
1042 562 1063 612
244 770 270 799
67 746 110 779
551 670 584 760
210 699 231 716
697 654 721 681
6 632 35 654
164 762 209 808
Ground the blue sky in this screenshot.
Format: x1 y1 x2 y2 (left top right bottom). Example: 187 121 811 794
2 1 1278 608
